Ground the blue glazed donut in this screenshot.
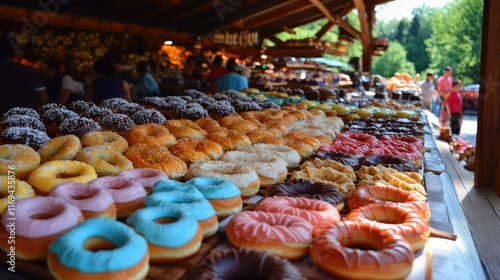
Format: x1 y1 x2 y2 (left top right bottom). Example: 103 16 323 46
152 179 204 198
144 192 218 237
47 218 149 279
126 207 203 262
185 177 241 199
185 177 243 219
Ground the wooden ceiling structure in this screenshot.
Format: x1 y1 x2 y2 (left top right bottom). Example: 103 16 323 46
0 0 394 72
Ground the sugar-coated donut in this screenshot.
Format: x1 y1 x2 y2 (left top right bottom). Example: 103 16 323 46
127 207 203 262
348 184 430 222
48 218 149 280
27 160 97 195
0 176 35 216
236 143 301 169
125 143 187 180
186 161 260 197
89 177 147 219
125 123 177 147
152 179 204 198
184 248 305 280
49 182 116 220
225 210 313 260
0 196 83 260
163 119 207 140
38 135 82 163
267 178 345 212
186 177 243 219
81 131 129 154
346 203 430 251
117 168 169 193
74 145 134 177
290 165 355 198
310 220 414 280
145 192 218 238
0 144 40 180
219 151 288 187
257 196 340 230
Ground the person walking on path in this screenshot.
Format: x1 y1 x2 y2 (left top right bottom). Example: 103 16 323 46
448 79 463 135
421 72 435 111
437 66 453 127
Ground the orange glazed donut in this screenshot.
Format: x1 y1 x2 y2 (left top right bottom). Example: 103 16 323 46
163 119 207 140
194 118 221 133
348 184 430 222
37 135 82 163
81 131 129 154
125 123 177 148
225 211 313 260
257 197 340 230
74 145 134 177
205 131 252 151
125 143 187 180
171 138 224 161
169 140 210 164
346 203 430 251
0 144 40 180
310 220 414 280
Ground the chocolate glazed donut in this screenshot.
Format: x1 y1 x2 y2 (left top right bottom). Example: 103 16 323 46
309 151 360 169
183 248 304 280
267 178 344 210
359 155 417 172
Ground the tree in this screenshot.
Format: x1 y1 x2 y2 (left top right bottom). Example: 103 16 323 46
404 6 435 74
372 41 416 78
426 0 483 84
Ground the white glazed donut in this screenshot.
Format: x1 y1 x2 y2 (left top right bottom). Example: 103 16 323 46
236 144 301 168
218 151 288 187
185 161 260 197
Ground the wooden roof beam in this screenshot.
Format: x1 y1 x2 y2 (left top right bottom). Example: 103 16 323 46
353 0 370 46
308 0 361 40
266 36 284 46
315 21 336 39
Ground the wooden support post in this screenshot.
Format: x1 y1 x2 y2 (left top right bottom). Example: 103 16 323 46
475 0 500 196
355 0 374 74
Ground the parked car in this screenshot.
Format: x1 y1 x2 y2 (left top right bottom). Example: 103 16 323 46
461 84 479 109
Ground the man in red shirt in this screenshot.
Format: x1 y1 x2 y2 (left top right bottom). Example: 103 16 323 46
448 79 463 135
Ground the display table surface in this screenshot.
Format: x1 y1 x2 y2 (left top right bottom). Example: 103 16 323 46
0 113 486 280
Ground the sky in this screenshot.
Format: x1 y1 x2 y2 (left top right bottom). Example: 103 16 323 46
376 0 454 21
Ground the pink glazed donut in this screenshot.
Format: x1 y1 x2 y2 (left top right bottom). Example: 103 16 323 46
89 177 147 219
117 168 169 193
0 196 83 260
49 182 117 220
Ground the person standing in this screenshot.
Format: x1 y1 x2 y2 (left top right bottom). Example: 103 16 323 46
215 58 248 92
448 79 463 135
420 72 435 111
206 55 226 93
0 34 49 114
46 57 85 105
134 61 160 97
85 56 132 104
437 66 453 126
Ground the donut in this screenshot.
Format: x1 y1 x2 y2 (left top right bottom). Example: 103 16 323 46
74 145 133 176
49 182 116 219
0 144 40 180
205 130 252 151
185 161 260 197
365 144 423 167
346 203 430 251
2 107 39 121
27 160 98 195
290 166 355 198
116 103 145 117
38 103 66 116
194 118 220 133
0 127 50 150
317 140 369 156
47 218 149 279
81 131 129 154
359 155 418 172
219 151 288 187
152 179 205 198
164 119 207 140
125 123 177 148
42 108 80 137
0 196 83 260
237 143 301 169
126 207 203 262
225 119 259 134
37 135 82 163
132 108 166 125
225 211 313 260
184 248 304 280
169 140 210 164
1 115 46 132
257 196 340 230
145 192 218 238
335 132 380 146
266 178 344 212
283 131 322 150
182 103 209 120
117 168 169 193
0 176 35 216
99 97 130 112
68 100 96 114
100 113 135 135
310 220 414 280
310 151 361 169
380 135 424 152
58 117 102 138
348 184 430 222
81 106 113 122
301 158 356 181
125 143 187 180
207 101 236 119
89 177 147 219
186 177 243 219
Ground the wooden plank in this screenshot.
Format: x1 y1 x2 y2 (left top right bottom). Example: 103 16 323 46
308 0 361 40
315 21 336 39
437 141 498 280
475 0 500 196
353 0 370 46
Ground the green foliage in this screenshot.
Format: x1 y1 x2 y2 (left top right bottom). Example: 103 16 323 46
372 42 416 77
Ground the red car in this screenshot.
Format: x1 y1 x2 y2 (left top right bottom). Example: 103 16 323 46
461 84 479 109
